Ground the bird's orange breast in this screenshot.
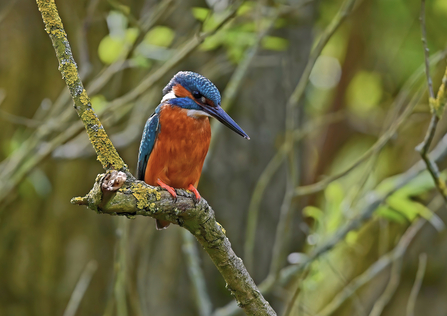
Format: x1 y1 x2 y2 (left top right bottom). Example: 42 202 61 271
144 105 211 189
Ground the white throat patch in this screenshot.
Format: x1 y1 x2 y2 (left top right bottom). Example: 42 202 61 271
161 90 176 103
162 90 210 118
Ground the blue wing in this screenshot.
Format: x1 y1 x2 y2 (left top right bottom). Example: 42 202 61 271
136 109 161 180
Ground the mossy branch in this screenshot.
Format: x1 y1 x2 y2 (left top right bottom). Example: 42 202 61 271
71 172 276 316
36 1 276 315
36 0 126 171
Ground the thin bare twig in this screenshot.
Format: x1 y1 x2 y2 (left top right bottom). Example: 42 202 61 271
420 0 435 100
368 248 404 316
0 108 42 127
406 253 427 316
294 49 447 197
289 0 356 110
317 191 444 316
63 260 98 316
294 94 418 196
0 0 17 24
415 0 447 202
114 218 129 316
182 230 213 316
243 113 345 272
316 219 426 316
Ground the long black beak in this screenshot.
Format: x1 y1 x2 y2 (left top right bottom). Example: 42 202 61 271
202 105 250 140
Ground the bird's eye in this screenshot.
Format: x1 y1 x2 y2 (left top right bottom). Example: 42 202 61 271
192 91 202 99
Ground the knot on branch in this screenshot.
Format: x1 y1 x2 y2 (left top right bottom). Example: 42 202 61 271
71 172 214 230
102 170 127 192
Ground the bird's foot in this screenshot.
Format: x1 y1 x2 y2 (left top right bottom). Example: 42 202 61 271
157 179 177 201
187 184 201 204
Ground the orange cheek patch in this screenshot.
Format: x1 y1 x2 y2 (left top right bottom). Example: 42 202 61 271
173 84 194 99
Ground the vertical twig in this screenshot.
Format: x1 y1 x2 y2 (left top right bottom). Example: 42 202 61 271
420 0 435 100
293 50 447 196
416 0 447 201
182 230 213 316
63 260 98 316
406 253 427 316
368 252 404 316
114 218 129 316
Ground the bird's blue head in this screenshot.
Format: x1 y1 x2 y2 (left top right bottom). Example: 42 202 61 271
162 71 250 140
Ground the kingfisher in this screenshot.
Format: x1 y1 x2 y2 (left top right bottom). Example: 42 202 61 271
137 71 250 229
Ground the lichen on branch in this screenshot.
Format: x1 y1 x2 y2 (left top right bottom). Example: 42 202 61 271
36 0 126 171
71 173 277 316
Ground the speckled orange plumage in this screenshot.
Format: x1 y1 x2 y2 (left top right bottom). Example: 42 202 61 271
144 104 211 190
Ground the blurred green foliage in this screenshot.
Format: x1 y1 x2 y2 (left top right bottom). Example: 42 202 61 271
193 2 288 63
2 0 447 315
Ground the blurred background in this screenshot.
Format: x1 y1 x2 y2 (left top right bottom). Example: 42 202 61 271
2 0 447 315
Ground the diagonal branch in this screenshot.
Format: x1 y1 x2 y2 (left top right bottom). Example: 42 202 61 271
72 173 276 316
36 1 275 315
36 0 126 172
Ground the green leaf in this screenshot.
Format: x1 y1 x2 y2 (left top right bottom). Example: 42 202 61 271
130 55 152 69
91 95 107 112
200 34 223 51
98 35 125 64
144 26 175 47
375 205 408 224
325 182 344 205
303 206 324 225
347 71 383 116
125 28 139 44
324 182 344 233
191 7 209 21
387 195 419 221
434 0 447 17
3 129 25 156
345 231 358 245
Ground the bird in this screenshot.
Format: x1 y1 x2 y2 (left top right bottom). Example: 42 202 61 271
137 71 250 229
